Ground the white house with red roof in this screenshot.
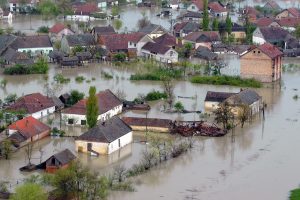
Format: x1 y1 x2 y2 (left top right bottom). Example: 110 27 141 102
7 116 51 147
187 0 203 12
61 89 123 126
49 23 74 42
7 93 56 119
208 2 227 17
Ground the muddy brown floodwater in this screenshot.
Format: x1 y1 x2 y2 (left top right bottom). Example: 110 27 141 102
0 57 299 200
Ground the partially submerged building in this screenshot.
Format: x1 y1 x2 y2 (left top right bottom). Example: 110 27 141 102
122 117 172 133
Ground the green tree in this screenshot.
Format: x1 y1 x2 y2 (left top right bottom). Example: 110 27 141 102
227 34 235 44
58 0 72 16
295 25 300 39
202 0 209 31
213 102 234 130
245 18 256 44
0 139 12 160
212 18 219 31
4 94 17 104
10 183 48 200
111 5 120 16
37 0 59 18
31 57 49 74
37 26 49 33
113 19 123 31
225 13 232 34
68 90 84 106
0 79 7 88
86 86 99 129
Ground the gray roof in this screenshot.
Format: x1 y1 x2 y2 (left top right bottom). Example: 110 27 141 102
49 149 76 165
0 35 17 54
11 35 52 49
65 34 95 47
205 91 237 102
195 46 218 60
225 90 261 105
259 27 291 43
139 23 166 34
76 116 132 143
92 26 115 34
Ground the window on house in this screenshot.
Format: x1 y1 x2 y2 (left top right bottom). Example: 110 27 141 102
192 6 195 9
170 51 173 56
258 51 260 53
68 118 74 124
81 120 86 125
253 51 256 53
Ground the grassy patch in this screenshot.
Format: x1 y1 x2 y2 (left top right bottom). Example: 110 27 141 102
75 76 85 83
130 68 183 81
190 75 262 88
101 71 113 79
290 188 300 200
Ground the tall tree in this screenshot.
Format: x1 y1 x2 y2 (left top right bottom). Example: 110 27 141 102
295 25 300 39
212 18 219 31
202 0 209 31
10 183 48 200
113 19 123 32
245 17 255 44
86 86 99 129
225 13 232 34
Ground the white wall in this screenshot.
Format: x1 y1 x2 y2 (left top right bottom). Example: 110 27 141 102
31 106 55 119
62 104 123 125
187 3 200 12
107 131 133 154
17 47 53 56
253 36 266 45
141 49 178 63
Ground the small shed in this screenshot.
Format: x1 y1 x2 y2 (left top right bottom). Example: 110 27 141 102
37 149 76 173
61 56 79 67
122 117 172 133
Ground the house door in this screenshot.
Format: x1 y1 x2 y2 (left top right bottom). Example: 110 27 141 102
87 143 92 151
118 139 121 148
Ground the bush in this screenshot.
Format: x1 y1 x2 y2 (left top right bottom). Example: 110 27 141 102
75 76 85 83
145 90 167 101
53 74 70 84
290 188 300 200
4 58 49 75
174 101 184 112
101 71 113 79
130 68 183 81
113 53 126 62
190 75 262 88
37 26 49 33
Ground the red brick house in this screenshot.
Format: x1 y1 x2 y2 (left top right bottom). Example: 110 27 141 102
8 116 51 147
240 43 283 82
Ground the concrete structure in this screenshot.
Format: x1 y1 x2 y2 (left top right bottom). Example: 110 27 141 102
75 116 132 155
62 89 123 126
240 43 283 82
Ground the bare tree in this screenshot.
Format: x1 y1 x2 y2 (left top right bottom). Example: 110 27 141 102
113 165 127 183
161 76 174 110
25 143 34 166
115 89 127 100
237 104 250 128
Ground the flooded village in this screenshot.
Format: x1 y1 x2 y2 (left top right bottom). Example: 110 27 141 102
0 0 300 199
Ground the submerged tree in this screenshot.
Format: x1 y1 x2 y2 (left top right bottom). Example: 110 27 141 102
113 19 123 32
161 76 175 109
0 139 12 160
213 102 234 130
86 86 99 129
10 183 48 200
237 104 250 128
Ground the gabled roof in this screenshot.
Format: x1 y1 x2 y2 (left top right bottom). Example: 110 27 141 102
225 90 261 106
190 0 203 10
208 2 227 13
257 43 283 59
258 27 290 42
153 33 179 47
76 116 132 143
8 116 51 139
49 23 73 34
7 93 55 114
10 35 52 49
48 149 76 165
0 35 17 54
72 2 99 15
287 8 300 18
174 21 189 32
139 23 166 34
142 42 172 54
92 25 116 35
184 31 220 42
205 91 237 102
62 89 122 115
174 21 200 33
99 32 146 51
264 0 281 10
65 34 95 47
182 11 203 18
195 46 218 60
255 17 275 27
276 17 300 27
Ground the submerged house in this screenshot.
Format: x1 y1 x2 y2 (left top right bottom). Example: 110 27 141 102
75 116 132 155
61 89 122 126
204 91 237 111
7 116 51 147
7 93 56 119
37 149 76 173
122 117 172 133
183 31 221 49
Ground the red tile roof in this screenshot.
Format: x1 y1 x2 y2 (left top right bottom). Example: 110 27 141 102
154 33 181 47
287 8 300 18
184 31 220 42
8 116 50 139
191 0 203 10
174 21 189 32
255 17 274 27
99 32 146 51
258 43 283 59
62 89 122 115
208 2 227 13
276 17 300 27
72 3 99 15
49 23 68 34
7 93 55 114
